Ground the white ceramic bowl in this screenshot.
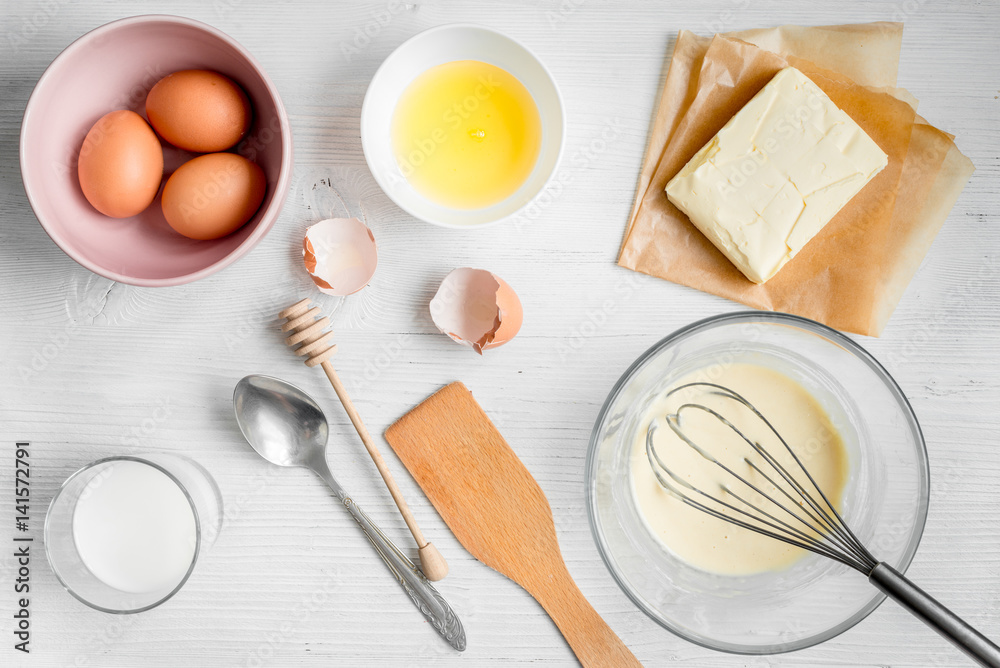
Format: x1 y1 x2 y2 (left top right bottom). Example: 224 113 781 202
361 24 565 228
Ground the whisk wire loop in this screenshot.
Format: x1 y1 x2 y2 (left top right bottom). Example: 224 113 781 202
669 399 874 569
646 380 1000 666
647 382 877 575
663 410 842 551
645 426 860 570
741 456 873 569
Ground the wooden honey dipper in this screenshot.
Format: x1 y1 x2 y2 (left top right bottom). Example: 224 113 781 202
279 297 449 582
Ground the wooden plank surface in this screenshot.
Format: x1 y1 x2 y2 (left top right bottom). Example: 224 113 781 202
1 1 998 666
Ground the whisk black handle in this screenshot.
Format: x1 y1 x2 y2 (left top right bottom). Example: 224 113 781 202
870 562 1000 667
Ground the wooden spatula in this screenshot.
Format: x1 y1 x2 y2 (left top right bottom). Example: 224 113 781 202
385 382 641 667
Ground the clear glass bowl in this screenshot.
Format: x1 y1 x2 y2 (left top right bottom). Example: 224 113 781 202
585 312 929 654
45 454 223 614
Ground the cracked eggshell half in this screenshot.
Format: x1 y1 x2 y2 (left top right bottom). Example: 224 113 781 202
429 268 523 354
302 218 378 296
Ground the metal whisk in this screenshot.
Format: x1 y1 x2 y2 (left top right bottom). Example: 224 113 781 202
647 382 1000 668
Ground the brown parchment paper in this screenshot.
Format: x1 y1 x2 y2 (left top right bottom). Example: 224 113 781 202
873 125 976 332
623 23 904 248
618 24 974 336
729 23 903 88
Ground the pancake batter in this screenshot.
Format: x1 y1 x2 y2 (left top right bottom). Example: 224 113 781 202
630 363 849 575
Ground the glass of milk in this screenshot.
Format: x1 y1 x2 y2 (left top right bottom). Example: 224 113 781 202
44 454 222 613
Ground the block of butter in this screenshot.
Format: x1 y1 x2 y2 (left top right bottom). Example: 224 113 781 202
665 67 888 284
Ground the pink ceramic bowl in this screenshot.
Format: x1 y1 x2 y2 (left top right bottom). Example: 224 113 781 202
20 15 293 287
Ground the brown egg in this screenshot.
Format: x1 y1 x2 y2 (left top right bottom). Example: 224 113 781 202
161 153 266 240
146 70 252 152
77 110 163 218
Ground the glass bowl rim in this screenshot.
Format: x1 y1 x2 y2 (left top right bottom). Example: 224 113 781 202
43 455 203 615
584 310 930 655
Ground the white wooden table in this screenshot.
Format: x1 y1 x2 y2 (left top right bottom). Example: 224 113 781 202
2 1 998 666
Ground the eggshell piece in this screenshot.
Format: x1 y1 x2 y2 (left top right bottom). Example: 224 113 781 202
146 70 252 152
161 153 266 240
430 268 523 354
302 218 378 296
77 110 163 218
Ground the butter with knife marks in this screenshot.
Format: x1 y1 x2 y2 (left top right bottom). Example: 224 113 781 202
665 67 888 284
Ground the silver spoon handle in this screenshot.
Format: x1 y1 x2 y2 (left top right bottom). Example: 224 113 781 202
870 563 1000 667
311 462 465 651
342 497 466 651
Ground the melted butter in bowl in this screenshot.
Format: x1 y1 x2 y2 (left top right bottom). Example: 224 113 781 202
630 363 849 576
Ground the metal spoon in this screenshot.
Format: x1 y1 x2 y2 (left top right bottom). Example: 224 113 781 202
232 374 466 651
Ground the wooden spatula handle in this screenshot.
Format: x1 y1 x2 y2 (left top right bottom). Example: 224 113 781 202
386 382 639 664
534 563 641 667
